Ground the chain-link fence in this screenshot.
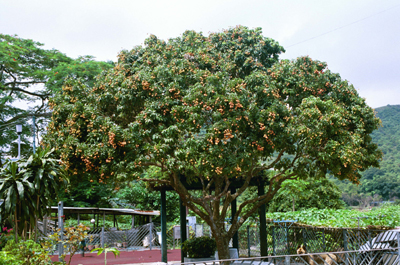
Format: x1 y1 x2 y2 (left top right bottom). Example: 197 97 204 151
40 219 400 262
175 248 399 265
238 224 400 258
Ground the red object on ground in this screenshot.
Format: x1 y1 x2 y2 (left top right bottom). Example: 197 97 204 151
50 249 181 265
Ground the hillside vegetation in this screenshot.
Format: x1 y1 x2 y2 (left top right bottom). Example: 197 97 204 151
332 105 400 204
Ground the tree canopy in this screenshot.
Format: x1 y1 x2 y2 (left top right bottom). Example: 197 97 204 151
331 104 400 205
0 34 112 163
45 26 382 259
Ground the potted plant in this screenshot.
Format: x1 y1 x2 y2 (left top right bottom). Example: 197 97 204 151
182 236 217 263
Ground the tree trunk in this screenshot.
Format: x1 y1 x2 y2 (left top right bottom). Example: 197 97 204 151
35 195 39 242
14 209 18 243
24 221 27 240
213 221 231 264
215 234 230 262
292 198 295 212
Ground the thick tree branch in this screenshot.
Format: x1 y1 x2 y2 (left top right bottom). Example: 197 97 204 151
1 111 53 128
9 87 50 99
170 172 211 223
228 172 297 238
4 80 46 87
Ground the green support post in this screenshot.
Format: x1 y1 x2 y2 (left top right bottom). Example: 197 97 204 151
231 187 238 250
247 225 251 257
161 189 167 263
180 197 187 263
258 181 268 257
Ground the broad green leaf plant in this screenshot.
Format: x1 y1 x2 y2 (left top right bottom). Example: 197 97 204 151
0 147 67 242
91 247 120 265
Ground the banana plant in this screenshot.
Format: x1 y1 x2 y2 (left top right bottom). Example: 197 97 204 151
22 148 68 219
0 147 68 242
0 161 35 242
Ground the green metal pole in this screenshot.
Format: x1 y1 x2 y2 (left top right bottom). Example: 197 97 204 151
180 197 187 263
258 181 268 257
161 189 167 262
231 187 238 249
247 225 251 257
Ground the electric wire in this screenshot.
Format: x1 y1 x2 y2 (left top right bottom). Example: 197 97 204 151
286 3 400 48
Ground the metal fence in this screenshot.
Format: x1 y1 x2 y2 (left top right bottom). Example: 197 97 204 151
41 222 163 254
238 224 400 258
41 220 400 262
175 248 400 265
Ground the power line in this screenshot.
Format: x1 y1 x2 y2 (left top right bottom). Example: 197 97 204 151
286 3 400 48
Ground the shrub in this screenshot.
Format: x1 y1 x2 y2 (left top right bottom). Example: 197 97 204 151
3 239 52 265
0 227 15 250
43 224 91 265
0 250 22 265
182 236 216 258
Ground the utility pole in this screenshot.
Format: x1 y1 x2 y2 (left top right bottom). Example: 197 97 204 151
16 124 22 159
32 116 36 153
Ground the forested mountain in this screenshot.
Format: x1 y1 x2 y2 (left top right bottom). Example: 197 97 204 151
332 104 400 205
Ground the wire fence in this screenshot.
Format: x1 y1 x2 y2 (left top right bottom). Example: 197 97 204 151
41 220 400 262
240 224 399 257
175 248 400 265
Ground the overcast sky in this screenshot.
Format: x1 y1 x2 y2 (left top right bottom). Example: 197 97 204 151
1 0 399 108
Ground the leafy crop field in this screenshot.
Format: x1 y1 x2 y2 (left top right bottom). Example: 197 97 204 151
266 204 400 228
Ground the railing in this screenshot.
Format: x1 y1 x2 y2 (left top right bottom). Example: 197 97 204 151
40 220 399 261
173 248 400 265
238 224 400 257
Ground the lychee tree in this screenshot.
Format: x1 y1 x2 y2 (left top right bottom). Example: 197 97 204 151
44 26 381 260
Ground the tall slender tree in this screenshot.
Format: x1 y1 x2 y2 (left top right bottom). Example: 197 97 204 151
0 34 112 163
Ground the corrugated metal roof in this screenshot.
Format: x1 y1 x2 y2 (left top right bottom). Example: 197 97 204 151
49 206 160 216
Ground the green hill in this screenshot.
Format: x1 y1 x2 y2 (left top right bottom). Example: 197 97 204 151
332 104 400 204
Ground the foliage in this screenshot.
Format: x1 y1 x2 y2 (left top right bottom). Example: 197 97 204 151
0 148 66 242
268 178 345 212
43 223 91 265
0 33 67 163
0 250 21 265
359 105 400 200
46 55 113 94
182 236 217 258
21 147 68 220
266 204 400 228
3 239 52 265
45 26 381 259
110 180 180 222
59 179 112 208
330 105 400 205
0 227 14 250
91 247 120 265
0 161 33 241
0 34 112 164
